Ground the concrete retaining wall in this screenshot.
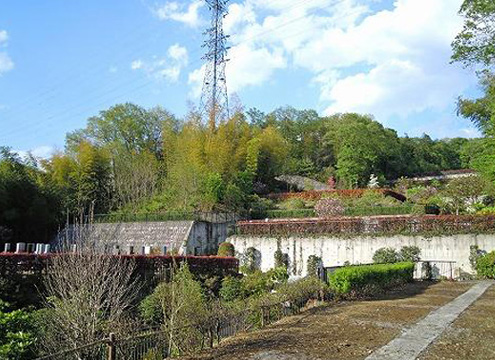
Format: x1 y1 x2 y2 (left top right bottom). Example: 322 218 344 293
55 221 233 255
228 234 495 278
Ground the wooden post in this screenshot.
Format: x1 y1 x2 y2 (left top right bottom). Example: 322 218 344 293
107 333 116 360
261 307 265 327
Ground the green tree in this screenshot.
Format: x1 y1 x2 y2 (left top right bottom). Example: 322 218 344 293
0 148 61 243
323 114 402 187
442 175 489 214
140 263 207 356
452 0 495 67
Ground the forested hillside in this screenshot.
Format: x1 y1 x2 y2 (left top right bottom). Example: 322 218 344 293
0 105 482 243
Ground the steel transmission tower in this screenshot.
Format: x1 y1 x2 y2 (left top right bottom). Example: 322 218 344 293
200 0 230 129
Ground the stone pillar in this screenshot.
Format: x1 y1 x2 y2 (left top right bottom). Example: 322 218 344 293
44 244 51 254
3 243 11 253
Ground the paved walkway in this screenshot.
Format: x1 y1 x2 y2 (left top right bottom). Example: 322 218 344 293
366 281 493 360
183 281 489 360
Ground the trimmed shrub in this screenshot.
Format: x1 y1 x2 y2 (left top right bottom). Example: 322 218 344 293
476 251 495 279
278 198 306 211
328 262 415 296
373 247 399 264
217 242 235 257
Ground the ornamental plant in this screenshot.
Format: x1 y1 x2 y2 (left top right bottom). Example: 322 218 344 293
315 198 345 218
217 242 235 257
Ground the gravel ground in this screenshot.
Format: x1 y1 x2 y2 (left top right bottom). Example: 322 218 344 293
180 281 473 360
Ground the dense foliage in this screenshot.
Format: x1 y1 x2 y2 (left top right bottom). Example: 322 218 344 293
373 246 421 264
0 103 478 244
0 301 35 360
328 262 415 296
476 251 495 278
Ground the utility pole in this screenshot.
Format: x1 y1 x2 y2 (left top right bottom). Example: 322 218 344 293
200 0 230 130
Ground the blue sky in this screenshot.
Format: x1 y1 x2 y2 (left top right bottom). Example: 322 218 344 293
0 0 481 157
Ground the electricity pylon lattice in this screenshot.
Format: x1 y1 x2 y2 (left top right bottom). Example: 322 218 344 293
200 0 230 129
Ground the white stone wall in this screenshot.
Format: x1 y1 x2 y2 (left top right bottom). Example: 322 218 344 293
229 234 495 278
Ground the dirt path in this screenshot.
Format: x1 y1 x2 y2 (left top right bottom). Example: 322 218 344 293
182 282 473 360
419 284 495 360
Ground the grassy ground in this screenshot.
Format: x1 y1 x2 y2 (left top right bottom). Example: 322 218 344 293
181 281 473 360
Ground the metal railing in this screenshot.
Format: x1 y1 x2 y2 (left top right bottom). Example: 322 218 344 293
32 298 311 360
92 211 238 224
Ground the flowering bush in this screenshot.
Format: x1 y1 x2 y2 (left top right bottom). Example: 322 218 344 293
315 198 345 217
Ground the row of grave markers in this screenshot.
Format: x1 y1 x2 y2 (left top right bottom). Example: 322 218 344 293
3 242 170 256
3 242 50 254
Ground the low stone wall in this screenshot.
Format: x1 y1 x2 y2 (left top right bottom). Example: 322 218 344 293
228 234 495 279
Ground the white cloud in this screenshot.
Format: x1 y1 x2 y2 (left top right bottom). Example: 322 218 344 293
15 146 54 161
154 1 204 27
187 44 287 98
226 44 287 92
131 60 143 70
0 30 7 44
168 44 188 64
188 0 473 128
0 30 14 75
131 44 188 83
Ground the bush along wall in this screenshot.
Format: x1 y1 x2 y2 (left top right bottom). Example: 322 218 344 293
328 262 415 297
476 251 495 279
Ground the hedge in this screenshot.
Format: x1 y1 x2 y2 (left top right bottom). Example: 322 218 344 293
0 253 239 307
328 262 415 296
237 215 495 237
267 189 406 202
